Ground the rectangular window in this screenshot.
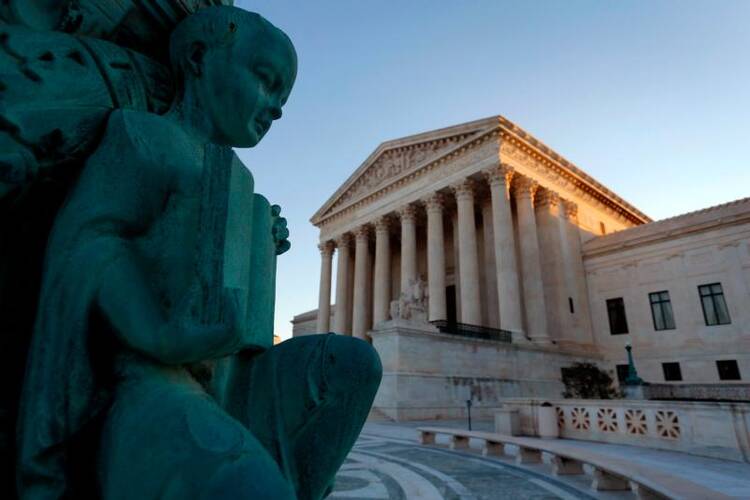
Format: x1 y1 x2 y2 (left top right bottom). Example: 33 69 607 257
662 362 682 382
717 360 741 381
699 283 731 326
568 297 575 314
616 364 629 384
606 298 629 335
649 291 676 330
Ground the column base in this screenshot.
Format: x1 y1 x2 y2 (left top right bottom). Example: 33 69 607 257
510 330 530 344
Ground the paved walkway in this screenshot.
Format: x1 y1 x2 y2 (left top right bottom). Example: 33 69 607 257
331 420 750 499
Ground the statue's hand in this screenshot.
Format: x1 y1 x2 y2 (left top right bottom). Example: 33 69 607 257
271 204 291 255
159 286 243 362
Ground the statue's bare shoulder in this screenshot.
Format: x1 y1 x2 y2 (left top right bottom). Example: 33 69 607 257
60 109 202 236
100 109 200 184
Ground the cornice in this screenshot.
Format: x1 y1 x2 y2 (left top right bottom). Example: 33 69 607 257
583 196 750 259
313 114 652 235
497 118 650 225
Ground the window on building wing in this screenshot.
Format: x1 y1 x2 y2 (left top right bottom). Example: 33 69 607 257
662 362 682 382
606 297 629 335
717 360 741 381
698 283 731 326
649 290 676 330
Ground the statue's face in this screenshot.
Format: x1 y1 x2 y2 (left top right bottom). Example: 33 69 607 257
200 27 297 147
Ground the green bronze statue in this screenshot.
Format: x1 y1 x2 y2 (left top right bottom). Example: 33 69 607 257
1 3 381 499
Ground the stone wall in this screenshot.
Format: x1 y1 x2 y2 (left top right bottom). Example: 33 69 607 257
370 321 594 420
584 198 750 385
502 398 750 462
644 383 750 402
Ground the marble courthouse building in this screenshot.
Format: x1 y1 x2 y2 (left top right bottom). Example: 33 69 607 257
292 116 750 420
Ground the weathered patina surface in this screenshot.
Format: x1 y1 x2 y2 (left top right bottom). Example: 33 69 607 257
1 2 381 498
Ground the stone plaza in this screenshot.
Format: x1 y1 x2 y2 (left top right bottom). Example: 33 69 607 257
331 420 750 499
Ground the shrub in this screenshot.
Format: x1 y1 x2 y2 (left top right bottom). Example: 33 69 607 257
561 362 621 399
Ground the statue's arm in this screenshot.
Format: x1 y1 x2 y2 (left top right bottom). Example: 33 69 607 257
95 248 241 364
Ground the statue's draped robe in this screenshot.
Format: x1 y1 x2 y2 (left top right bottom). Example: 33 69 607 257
17 203 121 497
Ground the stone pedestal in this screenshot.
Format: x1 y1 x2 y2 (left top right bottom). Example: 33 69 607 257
538 404 559 438
494 409 520 436
623 384 646 400
369 323 582 421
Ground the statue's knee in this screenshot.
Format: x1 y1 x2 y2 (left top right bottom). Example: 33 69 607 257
324 336 382 396
200 457 295 500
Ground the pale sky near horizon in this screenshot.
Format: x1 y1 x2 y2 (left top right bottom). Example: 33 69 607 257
233 0 750 339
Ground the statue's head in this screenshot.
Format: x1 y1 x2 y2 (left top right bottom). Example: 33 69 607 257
170 7 297 147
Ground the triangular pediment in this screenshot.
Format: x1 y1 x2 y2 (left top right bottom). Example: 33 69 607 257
312 116 499 224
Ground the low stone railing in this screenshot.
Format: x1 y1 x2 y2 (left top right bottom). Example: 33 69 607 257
500 398 750 463
416 427 730 499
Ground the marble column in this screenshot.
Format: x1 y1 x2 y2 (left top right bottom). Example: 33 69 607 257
316 241 334 332
452 180 481 325
352 226 371 340
484 164 523 334
513 176 550 343
451 212 462 321
535 189 567 341
424 193 447 321
560 200 594 344
399 204 418 292
373 217 391 326
333 233 352 335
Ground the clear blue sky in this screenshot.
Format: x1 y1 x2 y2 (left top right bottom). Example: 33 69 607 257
234 1 750 339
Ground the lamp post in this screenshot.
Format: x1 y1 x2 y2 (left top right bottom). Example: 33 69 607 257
624 343 644 386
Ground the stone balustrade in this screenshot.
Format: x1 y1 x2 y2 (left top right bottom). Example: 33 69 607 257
500 398 750 463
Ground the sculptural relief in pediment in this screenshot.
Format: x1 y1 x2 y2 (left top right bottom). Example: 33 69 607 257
330 130 480 212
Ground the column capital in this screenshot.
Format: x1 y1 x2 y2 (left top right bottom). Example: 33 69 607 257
561 199 578 219
422 192 445 212
483 163 514 187
450 179 475 201
335 233 352 248
318 240 335 257
512 176 539 201
535 189 560 209
398 204 417 223
354 225 370 242
374 216 391 233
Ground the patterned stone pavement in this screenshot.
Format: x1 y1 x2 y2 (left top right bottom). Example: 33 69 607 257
331 420 750 499
331 431 596 500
